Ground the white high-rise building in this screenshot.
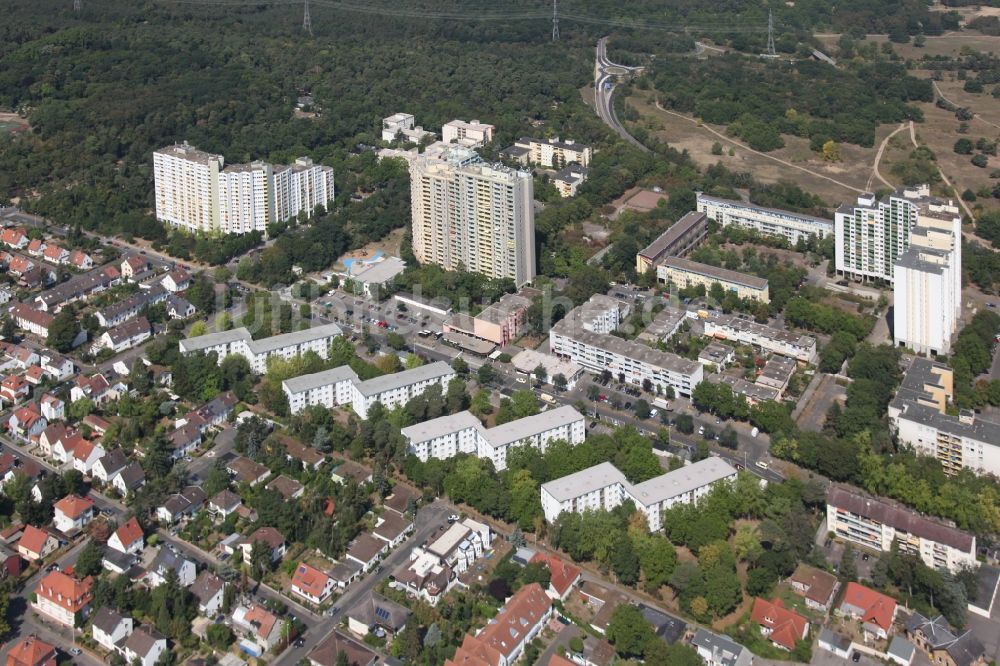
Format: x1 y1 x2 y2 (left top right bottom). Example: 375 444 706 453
153 144 334 235
893 211 962 355
835 185 960 283
409 144 535 286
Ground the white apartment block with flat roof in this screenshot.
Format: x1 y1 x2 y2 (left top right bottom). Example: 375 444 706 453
696 192 834 245
835 185 960 283
382 113 435 144
826 485 976 574
179 324 343 374
441 119 494 147
893 212 962 356
703 313 818 364
409 144 535 286
281 361 456 418
549 295 702 397
153 143 333 234
540 458 738 532
401 405 586 471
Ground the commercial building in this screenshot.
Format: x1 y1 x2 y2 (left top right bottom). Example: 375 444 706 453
657 256 770 303
892 210 962 355
401 405 585 471
703 313 818 364
340 256 406 299
826 484 976 574
381 113 434 144
888 357 1000 477
282 361 455 418
441 119 494 147
696 192 834 244
835 185 960 283
409 144 535 286
179 323 343 374
501 137 592 168
153 143 334 234
443 291 532 347
635 211 708 273
540 458 738 532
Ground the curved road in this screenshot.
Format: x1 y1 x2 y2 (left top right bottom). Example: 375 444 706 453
594 37 651 153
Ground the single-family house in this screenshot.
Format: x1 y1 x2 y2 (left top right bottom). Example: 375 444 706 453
42 245 68 264
906 612 987 666
331 460 373 486
838 582 898 641
68 250 93 270
329 559 363 590
17 525 58 562
71 439 105 475
53 494 94 533
107 517 144 556
8 404 45 440
306 632 377 666
232 603 283 654
121 626 168 666
168 423 201 459
111 462 145 495
291 563 336 605
146 548 196 587
691 628 754 666
5 635 57 666
41 354 74 381
91 607 133 652
1 375 30 405
372 511 414 549
240 527 286 564
750 597 809 651
161 268 191 293
788 564 839 612
155 486 206 524
266 475 304 500
191 570 226 617
227 456 270 486
346 533 387 572
530 552 582 600
39 394 65 422
347 593 410 638
208 489 243 519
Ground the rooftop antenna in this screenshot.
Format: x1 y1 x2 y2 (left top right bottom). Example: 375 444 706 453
766 9 776 56
303 0 313 36
552 0 559 41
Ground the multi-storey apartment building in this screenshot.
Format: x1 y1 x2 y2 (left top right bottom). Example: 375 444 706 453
888 357 1000 477
153 143 334 234
441 119 494 147
501 137 592 168
696 192 834 245
281 361 456 418
835 185 960 283
179 324 343 374
635 211 708 273
826 485 976 574
892 209 962 355
540 458 738 531
657 256 770 302
409 143 535 286
381 113 434 144
703 313 818 364
549 295 702 396
401 405 585 471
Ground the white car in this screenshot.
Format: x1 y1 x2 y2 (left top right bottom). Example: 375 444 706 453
649 409 658 417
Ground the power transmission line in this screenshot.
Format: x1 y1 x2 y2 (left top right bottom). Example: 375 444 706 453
302 0 312 35
73 0 82 12
766 9 776 55
552 0 558 41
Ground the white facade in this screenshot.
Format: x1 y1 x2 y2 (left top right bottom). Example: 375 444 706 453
281 361 456 418
703 313 818 364
409 144 536 287
382 113 434 144
179 324 343 374
441 119 494 147
540 458 738 532
153 143 333 234
93 613 133 652
826 486 976 574
401 405 586 471
696 192 833 245
892 214 962 356
835 185 960 283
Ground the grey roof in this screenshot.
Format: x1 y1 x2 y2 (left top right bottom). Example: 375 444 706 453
99 285 166 322
697 192 833 227
347 593 410 632
828 485 974 552
210 489 242 511
353 361 453 398
150 547 191 576
638 604 685 644
515 136 591 153
91 607 128 634
481 405 584 448
887 636 916 662
818 627 851 652
638 211 708 261
115 462 145 490
552 318 701 376
706 313 817 350
690 628 748 666
660 256 768 291
541 462 626 502
282 365 359 394
401 410 482 443
191 571 224 607
699 342 735 363
348 256 406 284
638 306 687 342
330 558 363 582
102 547 137 571
628 457 738 507
35 266 119 309
180 323 342 355
945 631 986 666
895 245 950 274
124 626 166 657
553 165 588 183
105 317 150 345
97 449 128 477
710 374 780 403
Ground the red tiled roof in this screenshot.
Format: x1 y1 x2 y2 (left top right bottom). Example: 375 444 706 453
530 552 581 597
53 494 94 519
35 570 93 612
19 525 53 557
114 517 143 548
477 583 551 659
1 228 27 245
840 582 897 632
751 597 808 651
242 604 277 641
292 563 331 598
446 634 503 666
6 635 57 666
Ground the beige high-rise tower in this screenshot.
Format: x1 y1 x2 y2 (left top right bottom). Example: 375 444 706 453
409 144 535 286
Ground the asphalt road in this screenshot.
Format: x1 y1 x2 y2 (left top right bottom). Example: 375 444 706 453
594 37 649 153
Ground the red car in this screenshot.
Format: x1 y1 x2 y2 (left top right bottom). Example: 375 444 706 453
597 395 607 402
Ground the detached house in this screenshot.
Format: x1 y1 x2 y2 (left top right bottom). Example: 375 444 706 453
111 461 145 495
232 604 283 654
53 494 94 533
8 404 45 440
42 245 69 265
68 250 93 270
93 448 128 484
70 439 105 475
17 525 58 562
161 268 191 293
0 228 28 249
838 582 898 641
191 571 226 617
1 374 30 405
121 626 168 666
39 394 65 421
91 608 133 652
146 548 196 587
33 570 93 627
108 517 144 556
6 635 58 666
240 527 286 564
751 598 809 651
788 564 839 612
156 486 206 523
292 563 336 605
208 489 243 519
906 613 987 666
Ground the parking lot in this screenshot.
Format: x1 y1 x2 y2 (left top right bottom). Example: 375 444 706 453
819 537 877 581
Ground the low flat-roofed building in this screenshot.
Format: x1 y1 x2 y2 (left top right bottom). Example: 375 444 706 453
703 313 818 364
340 256 406 299
698 342 736 369
510 349 583 389
711 374 780 405
443 291 532 347
658 256 769 302
635 211 708 273
541 457 738 531
827 484 976 574
637 306 687 344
